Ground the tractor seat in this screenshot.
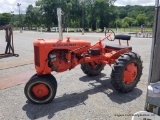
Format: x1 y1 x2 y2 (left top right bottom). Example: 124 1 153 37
105 44 132 50
105 34 132 50
115 34 131 40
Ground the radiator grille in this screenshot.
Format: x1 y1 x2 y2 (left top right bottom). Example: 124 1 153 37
34 46 40 67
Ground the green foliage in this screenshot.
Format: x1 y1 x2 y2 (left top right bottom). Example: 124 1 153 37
136 14 147 25
121 20 129 28
0 13 11 25
115 5 154 27
1 1 154 31
25 5 41 30
123 17 134 26
29 0 117 31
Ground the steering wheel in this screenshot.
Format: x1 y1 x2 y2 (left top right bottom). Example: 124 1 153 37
105 29 115 41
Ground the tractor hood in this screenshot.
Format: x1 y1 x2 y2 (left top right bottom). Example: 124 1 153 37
34 38 91 52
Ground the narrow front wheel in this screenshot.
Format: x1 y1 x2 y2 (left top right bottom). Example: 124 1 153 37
24 74 57 104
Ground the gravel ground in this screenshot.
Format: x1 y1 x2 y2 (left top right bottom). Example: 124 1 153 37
0 31 152 120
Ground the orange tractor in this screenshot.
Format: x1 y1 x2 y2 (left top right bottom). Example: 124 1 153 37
24 8 143 104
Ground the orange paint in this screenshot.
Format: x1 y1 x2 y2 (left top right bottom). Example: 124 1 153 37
34 33 132 75
123 63 138 84
32 84 49 98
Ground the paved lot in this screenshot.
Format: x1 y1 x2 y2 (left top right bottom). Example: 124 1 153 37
0 31 152 120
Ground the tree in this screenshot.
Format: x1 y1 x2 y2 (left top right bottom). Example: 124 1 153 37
22 1 154 31
122 20 129 28
117 6 127 19
136 13 147 26
123 17 134 27
25 5 34 30
36 0 58 31
63 0 82 29
90 0 117 30
0 13 11 25
115 19 122 28
115 5 154 28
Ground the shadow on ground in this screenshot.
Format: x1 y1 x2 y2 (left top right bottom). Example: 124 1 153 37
22 73 142 120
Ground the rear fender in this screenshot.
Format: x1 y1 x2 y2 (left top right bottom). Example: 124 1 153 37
110 48 131 60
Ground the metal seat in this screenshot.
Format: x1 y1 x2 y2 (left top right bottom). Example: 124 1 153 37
105 34 132 50
105 44 132 50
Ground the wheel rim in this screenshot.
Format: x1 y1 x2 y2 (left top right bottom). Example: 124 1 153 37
123 63 138 84
32 83 49 98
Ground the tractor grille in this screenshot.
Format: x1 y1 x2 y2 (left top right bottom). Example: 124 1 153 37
34 46 40 67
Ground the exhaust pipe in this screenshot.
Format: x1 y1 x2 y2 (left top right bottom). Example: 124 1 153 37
57 8 63 41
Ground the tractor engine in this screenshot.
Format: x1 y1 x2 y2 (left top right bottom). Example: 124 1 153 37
33 39 91 75
48 50 78 72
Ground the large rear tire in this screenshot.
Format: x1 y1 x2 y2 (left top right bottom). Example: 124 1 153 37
81 62 105 76
111 52 143 93
24 74 57 104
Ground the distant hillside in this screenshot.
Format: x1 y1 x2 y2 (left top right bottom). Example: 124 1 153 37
113 5 154 28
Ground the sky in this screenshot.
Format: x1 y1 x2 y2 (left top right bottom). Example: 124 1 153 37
0 0 35 14
114 0 155 6
0 0 156 14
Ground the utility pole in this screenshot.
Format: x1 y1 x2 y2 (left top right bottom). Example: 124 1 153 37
17 3 22 33
145 0 160 115
10 11 14 25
